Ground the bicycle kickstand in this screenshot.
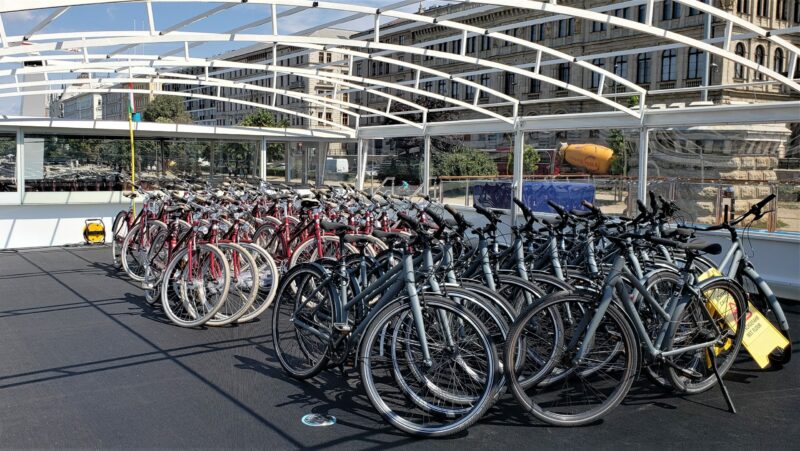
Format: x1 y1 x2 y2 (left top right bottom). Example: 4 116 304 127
707 347 736 414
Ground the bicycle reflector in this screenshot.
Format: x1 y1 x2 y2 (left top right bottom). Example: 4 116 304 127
83 219 106 245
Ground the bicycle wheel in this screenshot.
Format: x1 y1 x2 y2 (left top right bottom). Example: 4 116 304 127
206 243 259 326
272 263 337 379
120 220 166 282
289 235 358 267
505 292 639 426
144 221 191 305
638 269 682 390
360 296 497 437
663 277 746 394
236 243 280 323
111 210 129 268
160 244 231 328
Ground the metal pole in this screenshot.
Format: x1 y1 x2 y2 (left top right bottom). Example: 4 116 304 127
284 142 291 184
16 128 24 204
700 8 713 102
259 137 267 181
316 141 328 188
512 129 524 225
423 134 431 196
356 138 366 191
637 127 650 204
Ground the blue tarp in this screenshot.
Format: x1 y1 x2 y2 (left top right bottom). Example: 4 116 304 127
473 181 596 214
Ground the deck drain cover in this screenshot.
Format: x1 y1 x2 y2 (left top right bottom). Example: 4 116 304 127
301 413 336 427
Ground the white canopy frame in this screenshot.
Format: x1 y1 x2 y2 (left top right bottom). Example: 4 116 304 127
0 0 796 211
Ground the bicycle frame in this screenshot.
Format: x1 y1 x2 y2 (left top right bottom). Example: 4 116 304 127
572 255 722 365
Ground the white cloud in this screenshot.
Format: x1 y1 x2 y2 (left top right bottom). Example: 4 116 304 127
4 10 48 24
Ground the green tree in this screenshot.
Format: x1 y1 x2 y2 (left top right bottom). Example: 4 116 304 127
506 144 541 175
607 129 630 176
432 144 498 177
239 110 289 128
143 95 192 124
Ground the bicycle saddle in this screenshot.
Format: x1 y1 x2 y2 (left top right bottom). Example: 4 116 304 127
301 199 320 209
342 234 374 245
123 192 138 199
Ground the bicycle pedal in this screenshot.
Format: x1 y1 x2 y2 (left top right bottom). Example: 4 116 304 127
333 323 352 334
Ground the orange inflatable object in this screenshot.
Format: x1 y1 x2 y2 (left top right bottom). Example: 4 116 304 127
559 143 614 175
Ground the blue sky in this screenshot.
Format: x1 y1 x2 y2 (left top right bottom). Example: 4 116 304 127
0 1 442 115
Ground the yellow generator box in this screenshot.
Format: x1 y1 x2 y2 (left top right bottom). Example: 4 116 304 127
83 219 106 244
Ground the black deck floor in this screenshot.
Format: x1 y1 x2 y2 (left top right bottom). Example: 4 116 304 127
0 246 797 449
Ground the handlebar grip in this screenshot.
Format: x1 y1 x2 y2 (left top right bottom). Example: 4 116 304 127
581 199 601 214
424 206 446 228
637 199 648 214
444 204 473 228
474 204 498 222
650 236 679 248
756 194 776 210
649 192 658 215
547 201 566 216
397 212 421 230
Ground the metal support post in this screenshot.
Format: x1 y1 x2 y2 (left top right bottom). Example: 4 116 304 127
316 141 328 188
512 129 524 226
700 10 713 102
284 142 291 184
259 137 267 181
356 138 367 191
637 128 650 204
423 135 431 196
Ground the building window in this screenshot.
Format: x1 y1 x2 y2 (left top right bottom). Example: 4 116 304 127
466 36 476 53
795 0 800 22
756 0 770 16
557 63 570 84
638 5 647 23
737 0 750 13
399 35 405 46
687 48 704 79
590 58 605 89
479 74 491 98
529 72 540 93
663 0 681 20
777 0 788 18
438 80 447 95
637 53 651 84
774 48 785 73
504 72 516 95
614 8 629 28
465 76 476 100
614 55 629 80
481 35 492 51
592 21 607 32
734 43 746 78
557 18 574 37
661 49 677 81
451 40 461 54
530 25 540 41
423 81 433 92
755 45 766 80
450 80 460 98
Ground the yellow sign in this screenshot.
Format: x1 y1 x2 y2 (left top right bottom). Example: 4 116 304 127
700 268 790 368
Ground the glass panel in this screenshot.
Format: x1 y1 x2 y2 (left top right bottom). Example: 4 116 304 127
0 134 17 193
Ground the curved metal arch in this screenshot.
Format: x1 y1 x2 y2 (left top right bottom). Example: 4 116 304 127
4 34 520 123
2 87 355 133
8 56 431 126
39 70 426 129
473 0 800 93
2 31 640 118
0 0 647 118
674 0 800 58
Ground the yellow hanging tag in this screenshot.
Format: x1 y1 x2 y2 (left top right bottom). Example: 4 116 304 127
700 268 790 369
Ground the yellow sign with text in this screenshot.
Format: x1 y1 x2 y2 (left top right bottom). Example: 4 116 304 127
700 268 790 368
